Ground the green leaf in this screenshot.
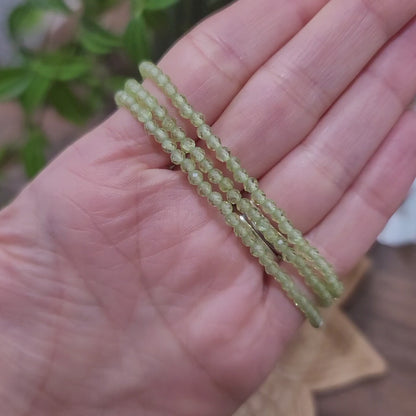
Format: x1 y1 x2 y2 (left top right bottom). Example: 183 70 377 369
35 0 71 12
21 129 48 178
79 20 121 54
8 0 70 41
144 0 179 11
8 3 43 40
131 0 146 18
47 83 93 124
0 68 32 101
20 75 51 113
123 16 150 63
31 53 90 81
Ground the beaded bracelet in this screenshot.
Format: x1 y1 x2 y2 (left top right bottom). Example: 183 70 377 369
115 62 344 327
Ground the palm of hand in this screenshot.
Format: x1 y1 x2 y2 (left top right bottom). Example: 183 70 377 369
2 0 416 415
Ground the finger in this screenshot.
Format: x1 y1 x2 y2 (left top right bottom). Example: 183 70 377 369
97 0 330 170
212 0 416 177
307 108 416 275
260 17 416 231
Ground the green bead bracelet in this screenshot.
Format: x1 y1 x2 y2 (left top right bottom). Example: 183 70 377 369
114 62 344 328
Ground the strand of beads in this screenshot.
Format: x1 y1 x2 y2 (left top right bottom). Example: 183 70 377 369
115 88 323 327
123 79 334 307
138 61 343 299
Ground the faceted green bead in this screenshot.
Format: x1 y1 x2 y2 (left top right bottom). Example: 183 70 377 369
180 138 196 153
199 158 214 173
278 219 292 235
125 79 140 95
252 189 266 204
162 117 176 132
261 198 277 215
207 168 223 184
226 189 241 204
154 105 167 119
137 108 152 123
190 112 205 127
218 177 234 192
180 104 193 118
170 149 185 165
206 135 221 150
180 158 196 173
197 181 212 197
161 140 176 153
156 73 169 87
241 233 256 247
220 201 233 216
226 156 241 172
250 243 266 258
208 191 223 207
188 170 203 185
144 120 157 133
172 127 186 141
196 124 212 139
172 93 187 108
244 177 259 193
216 146 231 162
233 168 249 183
145 95 157 110
114 91 126 107
225 212 240 227
154 128 169 143
190 147 205 162
164 83 177 97
236 198 251 213
247 206 262 222
254 217 269 233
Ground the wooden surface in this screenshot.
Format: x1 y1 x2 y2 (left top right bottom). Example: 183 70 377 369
317 243 416 416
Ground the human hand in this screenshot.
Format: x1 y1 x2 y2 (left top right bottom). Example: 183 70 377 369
1 0 415 415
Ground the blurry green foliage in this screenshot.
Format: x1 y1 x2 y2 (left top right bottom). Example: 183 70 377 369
0 0 232 178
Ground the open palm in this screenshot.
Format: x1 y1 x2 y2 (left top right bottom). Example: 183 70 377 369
1 0 416 415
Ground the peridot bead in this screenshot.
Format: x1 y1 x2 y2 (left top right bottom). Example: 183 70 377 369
226 156 241 172
225 212 240 227
233 168 249 183
244 177 259 193
188 170 203 185
236 198 251 213
172 126 186 141
170 149 185 165
180 138 196 153
252 189 266 204
154 128 169 143
218 177 234 192
226 189 241 204
207 168 223 184
144 120 157 133
164 83 177 97
216 146 231 162
190 147 205 162
154 105 167 120
180 158 196 173
220 200 233 216
172 93 187 108
196 124 212 139
199 158 214 173
190 112 205 127
161 140 176 153
197 181 212 197
206 135 221 150
208 191 223 207
162 116 176 132
180 104 193 118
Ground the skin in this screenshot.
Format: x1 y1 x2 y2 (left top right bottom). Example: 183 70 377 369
0 0 416 414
